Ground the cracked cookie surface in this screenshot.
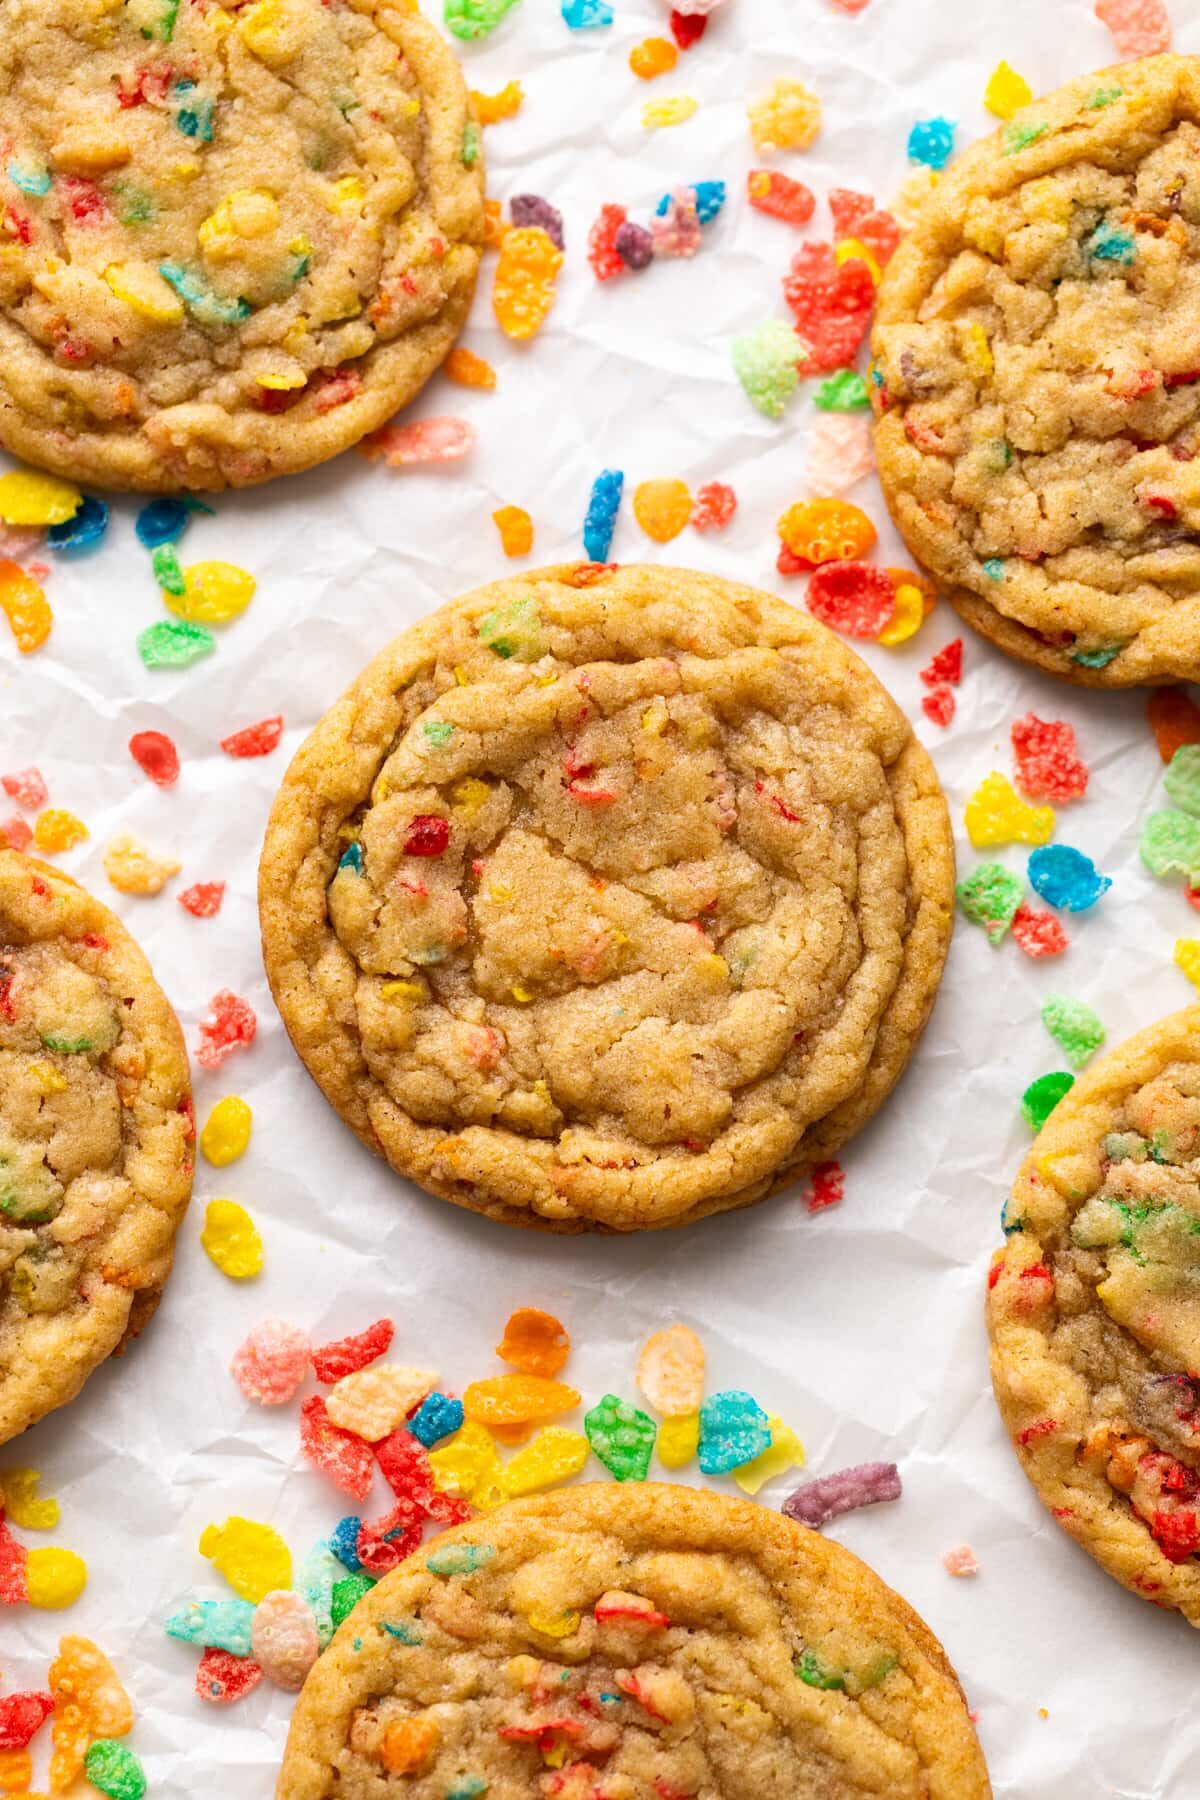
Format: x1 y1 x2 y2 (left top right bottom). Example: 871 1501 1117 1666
0 0 483 491
873 54 1200 686
258 565 954 1233
988 1005 1200 1622
276 1484 991 1800
0 850 192 1445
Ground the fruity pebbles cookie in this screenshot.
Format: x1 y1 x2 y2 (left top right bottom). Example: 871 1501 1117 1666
873 55 1200 686
0 0 484 491
0 850 192 1444
259 564 954 1233
277 1484 992 1799
988 1005 1200 1623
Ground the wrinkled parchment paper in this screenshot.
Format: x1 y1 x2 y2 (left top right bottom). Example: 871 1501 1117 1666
4 0 1199 1792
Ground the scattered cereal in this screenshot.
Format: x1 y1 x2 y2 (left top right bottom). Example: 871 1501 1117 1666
48 495 109 555
251 1590 320 1691
199 1517 290 1604
501 1427 590 1498
636 1325 705 1417
698 1391 772 1474
197 989 257 1069
299 1396 376 1500
1 767 47 809
632 479 692 543
166 1599 256 1656
782 242 874 370
464 1374 580 1427
1094 0 1170 58
964 773 1054 850
492 505 534 557
361 417 477 466
1021 1070 1074 1131
231 1319 310 1405
691 481 736 531
656 1413 700 1469
814 369 870 411
83 1740 146 1800
0 471 81 527
470 82 524 125
137 619 216 669
135 497 194 548
1041 995 1105 1069
33 808 87 853
326 1365 439 1442
128 730 180 787
732 319 806 418
804 413 874 492
496 1308 570 1378
1011 903 1068 960
732 1418 806 1495
778 497 875 568
102 832 181 896
984 61 1032 119
410 1392 465 1448
630 37 678 78
806 561 896 638
642 95 698 129
562 0 612 24
1148 688 1200 763
0 562 51 653
806 1161 844 1212
747 169 815 225
221 716 283 758
26 1546 87 1609
1175 938 1200 990
942 1544 980 1577
179 881 225 918
445 0 522 40
907 116 956 168
956 862 1025 945
747 78 821 156
583 469 624 560
195 1647 263 1706
201 1199 263 1279
669 7 707 45
166 560 256 625
493 226 562 339
445 347 497 390
1028 845 1111 911
584 1396 656 1481
1011 715 1088 803
0 1469 59 1531
782 1461 901 1527
200 1095 253 1166
587 204 627 282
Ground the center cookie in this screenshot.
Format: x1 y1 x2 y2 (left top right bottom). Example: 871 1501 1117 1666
259 565 954 1232
276 1484 992 1799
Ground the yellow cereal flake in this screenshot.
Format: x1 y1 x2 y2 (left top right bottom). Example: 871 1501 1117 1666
200 1197 263 1276
199 1516 292 1602
33 809 87 854
643 95 698 130
429 1421 505 1510
102 831 181 896
984 60 1033 121
964 772 1055 850
747 78 821 156
26 1546 88 1609
166 560 257 625
1174 938 1200 990
0 1466 60 1530
835 236 881 284
525 1607 581 1638
731 1417 806 1494
501 1427 590 1498
200 1095 253 1167
876 580 930 647
0 469 81 526
103 261 185 323
656 1412 700 1469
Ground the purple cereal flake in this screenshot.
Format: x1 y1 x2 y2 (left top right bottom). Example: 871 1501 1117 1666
510 194 565 250
614 220 654 271
781 1461 901 1529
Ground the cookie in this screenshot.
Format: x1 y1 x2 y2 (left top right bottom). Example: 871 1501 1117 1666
0 849 192 1444
0 0 484 492
988 1005 1200 1622
258 564 954 1233
276 1483 991 1799
873 55 1200 687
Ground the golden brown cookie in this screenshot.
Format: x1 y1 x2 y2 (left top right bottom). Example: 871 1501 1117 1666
0 850 193 1445
277 1483 992 1800
873 55 1200 686
988 1005 1200 1623
0 0 484 491
258 564 954 1233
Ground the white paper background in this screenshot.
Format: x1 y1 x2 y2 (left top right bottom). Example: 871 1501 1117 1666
3 0 1199 1791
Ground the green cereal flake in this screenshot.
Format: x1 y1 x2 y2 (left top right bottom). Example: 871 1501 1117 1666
732 319 806 420
446 1781 489 1799
83 1742 146 1800
425 1543 495 1576
1021 1070 1074 1131
114 183 156 226
795 1649 847 1691
137 619 216 670
955 862 1024 944
152 543 186 595
1084 85 1124 109
462 120 481 166
478 594 546 661
381 1618 423 1643
1003 120 1047 154
1164 745 1200 817
445 0 522 40
1070 645 1121 668
422 720 455 746
982 557 1005 580
331 1573 376 1628
813 369 869 412
1041 995 1105 1070
1103 1130 1147 1164
584 1394 656 1482
1140 810 1200 880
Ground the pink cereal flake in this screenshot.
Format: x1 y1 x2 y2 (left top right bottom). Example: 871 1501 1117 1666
0 815 33 852
230 1318 312 1406
942 1544 980 1578
197 989 257 1069
1095 0 1170 57
1 767 48 810
803 414 874 494
360 417 477 467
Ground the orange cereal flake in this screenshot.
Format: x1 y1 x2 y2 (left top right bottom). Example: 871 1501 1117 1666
777 497 875 567
33 809 88 853
463 1373 579 1426
445 347 498 390
0 560 51 653
496 1307 570 1378
1148 688 1200 763
493 505 533 557
471 80 524 124
630 36 678 78
380 1716 439 1774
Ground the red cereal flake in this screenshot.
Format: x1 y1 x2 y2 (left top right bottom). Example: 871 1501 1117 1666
356 1503 425 1574
587 205 627 283
128 730 180 788
567 562 617 587
1147 688 1200 763
1095 0 1170 58
747 170 815 226
1010 903 1069 959
782 243 875 373
1 767 47 809
195 1648 264 1706
404 815 450 857
1187 882 1200 912
669 9 706 46
1150 1507 1200 1562
312 1318 395 1384
196 989 257 1069
1017 1418 1057 1446
921 687 956 728
0 1518 28 1604
178 881 226 918
376 1428 472 1525
0 815 32 852
827 188 901 267
231 1318 311 1406
220 716 284 759
806 562 895 638
806 1160 844 1212
299 1395 376 1500
1011 714 1088 802
920 640 963 687
0 1691 53 1750
690 481 737 532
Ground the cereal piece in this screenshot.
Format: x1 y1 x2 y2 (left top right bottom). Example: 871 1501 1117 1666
984 61 1033 119
493 226 562 340
1041 995 1105 1070
331 1572 376 1627
492 506 534 557
814 369 870 412
731 319 806 418
921 639 963 687
690 481 736 531
1011 904 1068 960
102 832 181 896
0 1520 27 1603
0 471 80 527
152 545 186 595
165 1599 256 1656
955 863 1025 945
298 1539 343 1647
32 809 87 854
655 180 724 226
200 1095 252 1166
747 78 821 156
178 881 225 918
445 348 498 390
614 221 654 270
26 1546 87 1609
698 1390 771 1474
166 561 256 626
429 1423 505 1509
1021 1070 1074 1131
410 1392 465 1448
0 1694 52 1751
1141 810 1200 879
200 1199 263 1279
195 1648 264 1706
445 0 521 38
0 561 51 653
587 205 627 282
82 1742 145 1800
942 1545 980 1577
136 619 215 669
876 576 931 648
583 470 624 561
632 479 692 544
964 773 1055 850
805 413 874 493
0 816 31 852
656 1412 699 1469
46 1635 131 1798
1 767 47 810
630 37 678 78
827 189 901 268
128 730 180 788
1011 715 1088 803
0 1468 59 1531
197 989 256 1069
1095 0 1170 57
651 189 702 259
1165 743 1200 817
1175 936 1200 992
354 1507 422 1576
732 1417 806 1494
403 814 451 856
221 716 283 758
782 242 874 372
135 497 194 548
199 1517 291 1604
1147 689 1200 763
922 687 953 726
584 1396 656 1481
426 1542 495 1576
252 1591 320 1691
501 1427 590 1497
380 1717 440 1775
361 416 477 468
463 1375 580 1427
669 7 707 44
636 1325 705 1416
806 1161 844 1212
782 1460 901 1527
1028 845 1112 911
510 196 566 254
777 498 875 567
747 169 815 225
326 1365 439 1442
231 1318 311 1405
470 82 523 125
376 1428 471 1526
299 1396 376 1500
496 1308 570 1378
47 495 109 555
907 116 956 169
642 96 698 129
562 0 612 23
806 562 896 638
312 1319 395 1384
330 1514 366 1572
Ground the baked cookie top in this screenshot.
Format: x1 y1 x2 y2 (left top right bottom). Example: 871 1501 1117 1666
988 1005 1200 1623
258 564 954 1233
872 54 1200 687
277 1484 992 1800
0 0 483 491
0 850 192 1444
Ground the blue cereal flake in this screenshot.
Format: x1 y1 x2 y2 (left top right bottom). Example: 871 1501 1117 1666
1070 644 1121 668
166 1598 255 1655
337 840 363 874
446 1781 489 1800
7 161 51 196
410 1391 464 1448
982 557 1006 580
655 180 725 225
136 495 196 548
1088 220 1135 264
698 1390 772 1475
298 1539 343 1648
159 261 251 327
583 469 624 561
562 0 612 24
1027 844 1111 912
426 1542 495 1577
381 1618 424 1644
329 1513 365 1572
48 495 109 554
907 117 956 169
